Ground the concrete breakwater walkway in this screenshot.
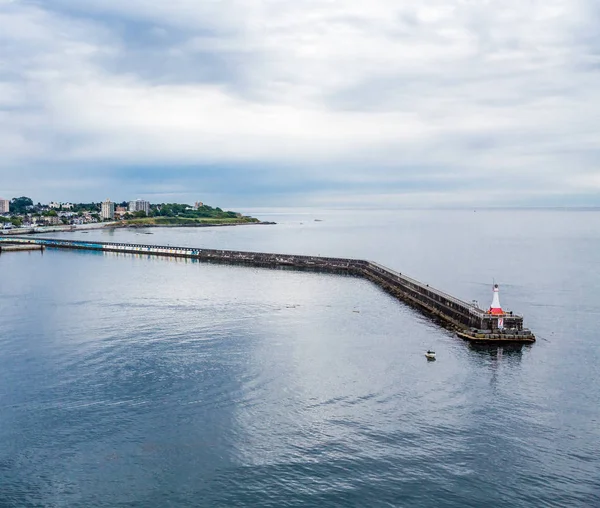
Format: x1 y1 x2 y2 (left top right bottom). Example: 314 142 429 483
0 243 44 252
0 236 534 343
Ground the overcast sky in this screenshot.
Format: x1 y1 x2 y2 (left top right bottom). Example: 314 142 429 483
0 0 599 207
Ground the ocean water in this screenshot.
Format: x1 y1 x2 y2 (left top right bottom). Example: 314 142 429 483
1 209 599 507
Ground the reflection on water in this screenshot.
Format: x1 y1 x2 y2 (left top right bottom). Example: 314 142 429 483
467 342 525 358
1 210 600 507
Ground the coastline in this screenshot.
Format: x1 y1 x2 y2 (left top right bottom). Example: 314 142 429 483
0 220 276 236
113 221 276 230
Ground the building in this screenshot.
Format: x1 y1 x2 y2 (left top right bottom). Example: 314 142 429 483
33 216 60 226
128 199 150 215
114 206 128 219
194 201 204 210
49 202 73 210
0 198 9 214
58 211 75 221
101 199 115 220
80 211 97 223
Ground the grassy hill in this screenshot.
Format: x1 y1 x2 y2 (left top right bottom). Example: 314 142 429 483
122 216 260 226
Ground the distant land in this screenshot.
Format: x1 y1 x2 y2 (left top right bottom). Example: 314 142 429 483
0 196 272 232
118 216 262 228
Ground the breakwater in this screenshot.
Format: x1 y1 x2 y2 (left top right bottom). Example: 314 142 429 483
0 243 44 253
0 236 534 342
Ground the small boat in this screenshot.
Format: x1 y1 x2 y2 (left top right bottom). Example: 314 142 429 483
425 350 436 360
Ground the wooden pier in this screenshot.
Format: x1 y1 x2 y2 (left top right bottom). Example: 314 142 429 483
0 236 535 343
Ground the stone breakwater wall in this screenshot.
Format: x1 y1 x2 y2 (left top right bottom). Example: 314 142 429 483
0 236 525 333
0 243 44 252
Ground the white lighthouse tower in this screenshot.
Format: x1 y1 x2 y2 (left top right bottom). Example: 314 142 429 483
489 284 504 315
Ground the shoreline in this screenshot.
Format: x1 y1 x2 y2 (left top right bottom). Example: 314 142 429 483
113 220 276 229
0 220 276 236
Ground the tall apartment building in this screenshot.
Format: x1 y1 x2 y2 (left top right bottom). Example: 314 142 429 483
101 199 115 220
128 199 150 215
0 198 9 214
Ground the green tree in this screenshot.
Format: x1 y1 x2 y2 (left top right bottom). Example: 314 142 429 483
10 196 34 214
133 210 147 218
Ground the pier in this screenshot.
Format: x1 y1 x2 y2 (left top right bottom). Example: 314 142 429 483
0 236 535 343
0 243 44 253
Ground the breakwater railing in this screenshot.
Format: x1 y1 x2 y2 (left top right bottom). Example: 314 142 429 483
0 236 525 333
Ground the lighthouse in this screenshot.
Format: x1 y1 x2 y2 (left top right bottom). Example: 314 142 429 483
489 284 504 315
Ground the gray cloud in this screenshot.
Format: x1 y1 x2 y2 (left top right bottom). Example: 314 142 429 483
0 0 599 206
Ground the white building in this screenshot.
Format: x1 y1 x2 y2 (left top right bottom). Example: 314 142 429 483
0 198 9 214
128 199 150 215
101 199 115 220
49 202 73 210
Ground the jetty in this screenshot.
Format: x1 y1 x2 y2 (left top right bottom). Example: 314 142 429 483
0 236 535 343
0 243 44 253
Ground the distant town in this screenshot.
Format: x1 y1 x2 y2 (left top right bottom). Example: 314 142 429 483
0 196 258 231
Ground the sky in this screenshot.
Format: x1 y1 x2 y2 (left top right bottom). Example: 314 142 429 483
0 0 599 208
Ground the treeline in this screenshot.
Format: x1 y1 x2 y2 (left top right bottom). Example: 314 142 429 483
152 203 239 219
8 197 34 214
3 197 100 214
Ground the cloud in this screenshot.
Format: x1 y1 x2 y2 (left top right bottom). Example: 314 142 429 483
0 0 599 206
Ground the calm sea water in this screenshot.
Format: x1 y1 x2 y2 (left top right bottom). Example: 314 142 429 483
1 209 599 507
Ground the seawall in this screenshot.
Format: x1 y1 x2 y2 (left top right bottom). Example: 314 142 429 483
0 236 533 340
0 244 44 252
